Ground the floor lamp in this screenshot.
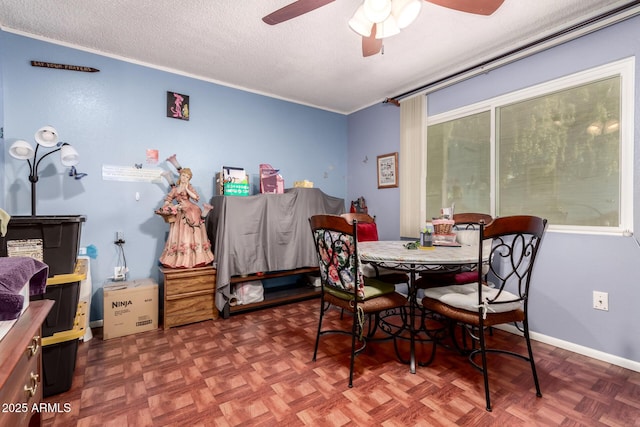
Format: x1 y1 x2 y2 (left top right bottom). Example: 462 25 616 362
8 126 80 216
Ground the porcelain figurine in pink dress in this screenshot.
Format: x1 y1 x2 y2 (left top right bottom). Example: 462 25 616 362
158 168 214 269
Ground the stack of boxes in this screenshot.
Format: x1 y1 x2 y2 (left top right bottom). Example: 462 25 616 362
1 215 87 397
35 260 87 397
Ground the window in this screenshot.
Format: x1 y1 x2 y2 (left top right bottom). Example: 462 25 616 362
426 58 634 233
426 111 491 219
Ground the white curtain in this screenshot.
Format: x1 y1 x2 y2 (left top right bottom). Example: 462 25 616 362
399 95 426 238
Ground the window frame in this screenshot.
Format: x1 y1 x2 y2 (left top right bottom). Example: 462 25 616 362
425 57 635 235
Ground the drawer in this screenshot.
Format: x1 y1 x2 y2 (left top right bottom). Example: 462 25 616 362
165 293 215 317
0 335 42 427
164 272 215 297
165 294 216 328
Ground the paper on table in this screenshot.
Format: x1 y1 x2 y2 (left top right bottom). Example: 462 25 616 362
433 240 461 247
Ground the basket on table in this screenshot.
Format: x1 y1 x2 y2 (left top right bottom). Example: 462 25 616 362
432 219 454 235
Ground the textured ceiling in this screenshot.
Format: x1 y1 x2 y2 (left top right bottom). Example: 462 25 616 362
0 1 637 114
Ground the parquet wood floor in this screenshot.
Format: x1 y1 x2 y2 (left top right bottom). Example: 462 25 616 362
42 299 640 426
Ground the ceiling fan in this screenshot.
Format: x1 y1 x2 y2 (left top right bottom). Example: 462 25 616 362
262 0 505 57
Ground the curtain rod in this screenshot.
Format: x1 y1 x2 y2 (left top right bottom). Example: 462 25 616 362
386 1 640 104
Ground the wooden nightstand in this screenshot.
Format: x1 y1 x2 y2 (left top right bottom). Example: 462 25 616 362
159 266 218 329
0 300 54 427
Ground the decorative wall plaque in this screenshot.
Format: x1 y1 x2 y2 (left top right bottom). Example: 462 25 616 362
167 91 189 121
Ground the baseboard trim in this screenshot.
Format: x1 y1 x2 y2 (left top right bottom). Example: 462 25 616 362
498 324 640 373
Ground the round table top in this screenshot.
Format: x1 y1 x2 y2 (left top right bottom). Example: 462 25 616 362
358 240 485 267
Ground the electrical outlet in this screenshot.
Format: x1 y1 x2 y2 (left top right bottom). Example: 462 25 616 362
593 291 609 311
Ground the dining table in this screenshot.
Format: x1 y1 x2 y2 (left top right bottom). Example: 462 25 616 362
358 240 489 373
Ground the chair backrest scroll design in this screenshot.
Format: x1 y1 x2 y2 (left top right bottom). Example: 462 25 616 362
480 215 547 310
310 215 365 300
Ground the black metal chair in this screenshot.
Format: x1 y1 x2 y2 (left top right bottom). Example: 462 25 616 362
416 213 495 354
309 214 407 387
340 213 410 286
421 215 547 411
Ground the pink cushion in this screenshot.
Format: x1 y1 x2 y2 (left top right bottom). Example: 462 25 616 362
452 271 478 284
415 271 478 289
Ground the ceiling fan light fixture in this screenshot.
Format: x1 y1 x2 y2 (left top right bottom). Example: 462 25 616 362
392 0 422 29
375 14 400 39
363 0 392 23
349 5 373 37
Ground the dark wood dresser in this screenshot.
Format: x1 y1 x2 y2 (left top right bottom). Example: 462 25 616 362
0 300 54 427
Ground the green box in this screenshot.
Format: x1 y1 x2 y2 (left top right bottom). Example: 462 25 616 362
223 182 250 196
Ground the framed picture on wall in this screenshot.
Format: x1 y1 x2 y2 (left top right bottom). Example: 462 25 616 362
167 91 189 120
377 152 398 189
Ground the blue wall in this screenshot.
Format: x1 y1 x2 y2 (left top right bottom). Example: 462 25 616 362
347 102 401 240
1 31 347 321
348 16 640 364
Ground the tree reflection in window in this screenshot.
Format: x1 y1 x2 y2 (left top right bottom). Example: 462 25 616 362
498 77 620 226
426 76 621 228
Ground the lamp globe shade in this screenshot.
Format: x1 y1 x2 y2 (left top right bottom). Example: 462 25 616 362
60 144 80 166
9 140 35 160
34 126 59 147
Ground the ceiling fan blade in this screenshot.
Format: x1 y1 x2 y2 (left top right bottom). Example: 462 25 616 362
425 0 505 16
362 24 383 57
262 0 335 25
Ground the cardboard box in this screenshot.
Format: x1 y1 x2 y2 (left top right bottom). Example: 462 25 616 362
294 180 314 188
223 182 250 196
103 278 158 340
259 164 284 194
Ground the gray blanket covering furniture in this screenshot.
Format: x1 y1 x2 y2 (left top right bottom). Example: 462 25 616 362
207 188 345 313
